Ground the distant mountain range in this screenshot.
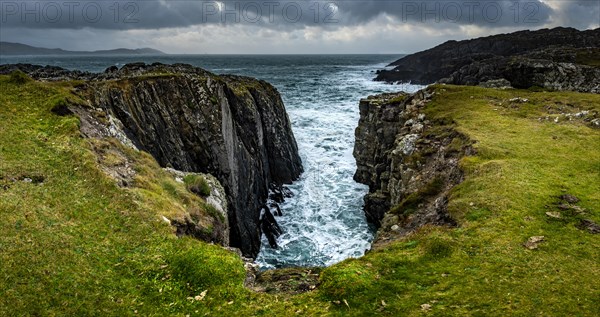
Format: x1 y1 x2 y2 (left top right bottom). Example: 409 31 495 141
0 42 166 56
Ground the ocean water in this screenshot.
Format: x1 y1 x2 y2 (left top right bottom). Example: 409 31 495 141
1 54 422 269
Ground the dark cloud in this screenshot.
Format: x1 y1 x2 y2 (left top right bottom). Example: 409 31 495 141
0 1 597 54
1 0 594 30
336 0 554 27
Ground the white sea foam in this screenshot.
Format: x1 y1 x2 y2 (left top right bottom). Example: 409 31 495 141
255 61 422 269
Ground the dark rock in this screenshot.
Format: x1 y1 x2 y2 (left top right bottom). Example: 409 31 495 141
577 219 600 234
104 66 119 73
560 194 580 204
363 193 390 227
270 202 283 217
375 27 600 93
268 183 293 203
441 51 600 93
0 63 91 81
260 206 283 248
557 204 571 211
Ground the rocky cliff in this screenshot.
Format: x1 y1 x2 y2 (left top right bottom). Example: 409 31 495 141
354 88 472 247
3 63 303 258
375 27 600 92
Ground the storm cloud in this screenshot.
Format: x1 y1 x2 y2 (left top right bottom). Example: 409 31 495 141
0 0 598 53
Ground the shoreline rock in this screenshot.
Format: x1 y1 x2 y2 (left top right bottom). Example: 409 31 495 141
353 87 472 247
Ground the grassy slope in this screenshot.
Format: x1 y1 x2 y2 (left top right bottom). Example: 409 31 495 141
320 85 600 316
0 76 291 316
1 76 598 316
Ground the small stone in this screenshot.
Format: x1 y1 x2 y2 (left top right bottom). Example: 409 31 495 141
23 178 32 183
391 225 399 231
570 205 585 214
194 290 207 301
557 204 570 211
411 123 424 133
523 236 545 250
560 194 579 203
421 303 432 311
509 97 529 103
576 219 600 234
545 212 561 219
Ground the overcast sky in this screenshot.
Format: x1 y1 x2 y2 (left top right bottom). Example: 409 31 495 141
1 0 599 54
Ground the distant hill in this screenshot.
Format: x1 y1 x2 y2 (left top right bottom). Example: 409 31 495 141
0 42 165 56
375 27 600 85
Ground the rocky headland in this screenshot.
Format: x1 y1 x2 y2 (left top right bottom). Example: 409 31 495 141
375 27 600 93
1 63 303 258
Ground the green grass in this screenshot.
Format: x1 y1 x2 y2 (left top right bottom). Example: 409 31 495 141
184 174 211 197
390 177 445 216
1 75 599 316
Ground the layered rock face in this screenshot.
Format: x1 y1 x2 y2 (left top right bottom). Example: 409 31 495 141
86 64 303 258
375 27 600 92
440 47 600 93
354 88 471 247
3 63 303 258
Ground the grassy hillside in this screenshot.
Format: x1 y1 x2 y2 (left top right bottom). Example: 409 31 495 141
1 74 598 316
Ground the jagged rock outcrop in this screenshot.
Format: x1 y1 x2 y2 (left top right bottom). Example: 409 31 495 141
89 64 303 258
5 63 303 258
375 27 600 93
354 88 472 248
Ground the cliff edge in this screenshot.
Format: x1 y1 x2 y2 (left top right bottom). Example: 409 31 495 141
353 88 472 247
2 63 303 258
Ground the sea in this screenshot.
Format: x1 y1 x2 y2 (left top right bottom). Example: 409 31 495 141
0 54 422 270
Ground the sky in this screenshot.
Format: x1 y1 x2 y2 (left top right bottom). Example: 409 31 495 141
1 0 599 54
